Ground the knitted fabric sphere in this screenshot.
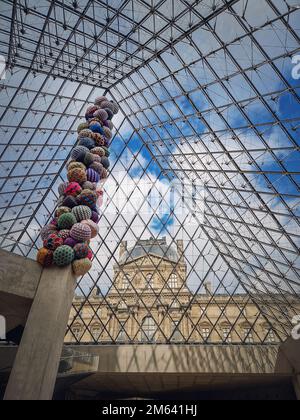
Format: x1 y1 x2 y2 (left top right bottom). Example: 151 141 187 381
77 189 97 207
89 162 104 175
72 205 92 222
57 229 70 240
104 108 114 120
62 196 78 209
56 207 71 218
91 211 100 224
94 96 107 106
103 127 112 140
58 212 77 230
77 122 89 133
101 101 115 113
64 237 78 248
100 168 108 180
53 246 75 267
87 249 93 261
50 218 58 227
78 129 93 139
67 168 87 184
102 146 110 157
37 248 53 267
107 120 114 130
84 152 95 168
70 223 92 242
73 243 89 259
82 220 99 239
72 258 92 276
56 196 64 207
91 147 105 157
89 121 104 133
68 161 86 172
94 135 106 147
64 182 82 197
83 181 96 190
101 157 110 169
111 101 120 115
86 105 99 114
58 182 69 196
71 145 89 161
87 168 100 183
78 137 95 150
93 109 108 122
43 233 64 251
91 154 102 164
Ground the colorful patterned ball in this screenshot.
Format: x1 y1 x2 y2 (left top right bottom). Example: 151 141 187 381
50 218 58 227
103 127 112 140
57 230 70 240
87 249 93 261
67 168 87 184
91 211 100 224
102 146 110 157
73 243 89 259
77 122 89 133
70 223 92 242
82 220 99 238
91 147 105 157
84 152 96 168
83 181 96 190
53 246 75 267
94 96 107 106
93 109 108 122
58 212 77 230
58 182 69 196
107 120 114 130
56 207 71 218
71 145 89 161
72 258 92 276
62 196 78 209
87 168 100 183
77 189 97 208
89 122 104 135
101 157 110 169
78 129 93 138
72 205 92 222
64 182 82 197
104 108 114 120
68 161 86 171
64 237 78 248
43 233 64 251
78 137 95 150
89 162 103 175
37 248 53 267
91 154 102 164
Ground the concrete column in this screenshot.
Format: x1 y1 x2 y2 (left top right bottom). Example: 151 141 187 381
4 265 76 400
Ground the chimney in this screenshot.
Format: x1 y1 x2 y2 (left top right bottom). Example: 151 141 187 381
204 282 212 295
119 241 127 259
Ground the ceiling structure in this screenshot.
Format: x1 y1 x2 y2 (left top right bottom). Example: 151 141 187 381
0 0 299 345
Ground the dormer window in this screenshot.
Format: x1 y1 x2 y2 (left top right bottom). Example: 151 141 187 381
169 273 178 288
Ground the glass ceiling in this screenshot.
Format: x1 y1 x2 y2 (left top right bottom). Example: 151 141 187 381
0 0 300 345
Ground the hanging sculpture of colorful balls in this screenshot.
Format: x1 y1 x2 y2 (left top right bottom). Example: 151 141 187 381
37 96 119 276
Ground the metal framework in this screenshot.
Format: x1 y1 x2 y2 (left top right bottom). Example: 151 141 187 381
0 0 299 345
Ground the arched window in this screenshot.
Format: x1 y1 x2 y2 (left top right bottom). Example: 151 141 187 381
141 317 156 342
146 273 154 289
121 274 130 290
169 273 178 288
